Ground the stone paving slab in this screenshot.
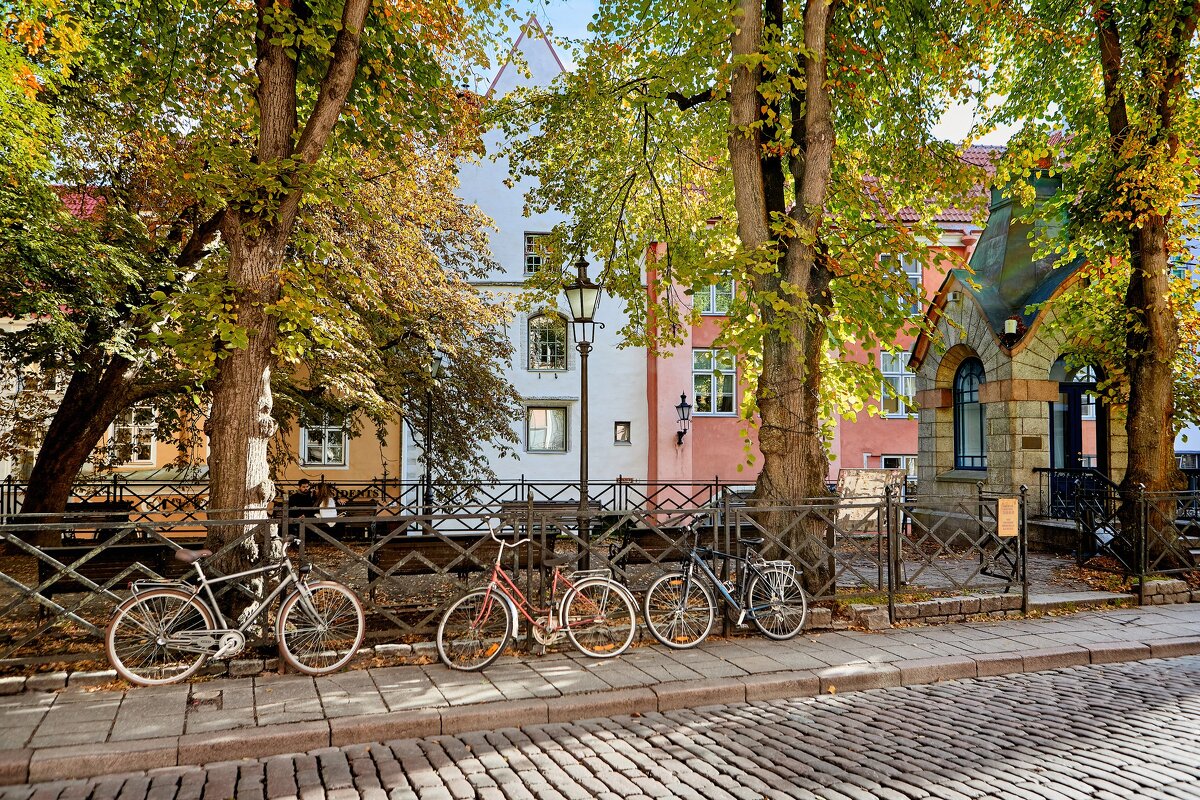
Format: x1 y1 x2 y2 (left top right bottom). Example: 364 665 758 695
0 602 1198 785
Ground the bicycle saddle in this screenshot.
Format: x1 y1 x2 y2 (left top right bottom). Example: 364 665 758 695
738 536 765 548
174 548 213 563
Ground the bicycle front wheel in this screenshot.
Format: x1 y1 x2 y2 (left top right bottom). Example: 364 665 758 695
643 571 715 649
562 578 637 658
106 588 215 686
436 588 512 671
746 567 808 640
277 581 366 675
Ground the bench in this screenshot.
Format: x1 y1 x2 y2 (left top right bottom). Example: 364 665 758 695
60 500 136 544
36 542 191 599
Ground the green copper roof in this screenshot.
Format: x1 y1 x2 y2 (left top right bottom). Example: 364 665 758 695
953 174 1084 340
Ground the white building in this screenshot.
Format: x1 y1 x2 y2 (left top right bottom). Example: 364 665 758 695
404 19 650 486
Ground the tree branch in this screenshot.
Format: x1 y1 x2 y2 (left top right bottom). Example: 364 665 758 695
294 0 373 165
666 88 714 110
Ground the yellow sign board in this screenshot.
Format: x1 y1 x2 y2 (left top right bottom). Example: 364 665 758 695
997 497 1020 538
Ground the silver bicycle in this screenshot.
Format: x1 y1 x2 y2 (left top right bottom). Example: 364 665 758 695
105 534 365 686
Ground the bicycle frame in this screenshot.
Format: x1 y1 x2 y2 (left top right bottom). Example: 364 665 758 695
472 523 606 635
683 545 776 619
139 544 307 634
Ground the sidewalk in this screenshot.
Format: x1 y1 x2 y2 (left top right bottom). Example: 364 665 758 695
2 602 1199 786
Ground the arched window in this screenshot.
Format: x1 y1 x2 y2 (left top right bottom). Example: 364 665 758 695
954 358 987 469
528 313 567 371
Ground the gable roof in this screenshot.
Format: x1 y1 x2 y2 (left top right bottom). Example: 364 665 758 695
485 16 567 99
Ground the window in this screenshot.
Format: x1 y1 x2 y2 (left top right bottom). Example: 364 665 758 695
527 313 568 371
880 352 916 417
524 232 552 274
693 349 736 415
695 278 734 315
111 405 156 464
526 407 567 452
883 254 924 314
1074 365 1098 420
22 368 61 393
954 358 987 470
301 414 348 467
1179 454 1200 470
882 455 918 478
614 421 631 444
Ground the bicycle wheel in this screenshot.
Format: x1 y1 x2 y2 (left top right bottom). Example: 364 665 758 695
436 588 513 671
746 567 808 640
106 588 215 686
277 581 366 675
643 570 715 649
562 578 637 658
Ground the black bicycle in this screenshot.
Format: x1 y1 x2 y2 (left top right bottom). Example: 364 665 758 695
642 525 808 648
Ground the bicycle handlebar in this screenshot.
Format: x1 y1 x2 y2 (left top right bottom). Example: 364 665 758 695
487 519 532 551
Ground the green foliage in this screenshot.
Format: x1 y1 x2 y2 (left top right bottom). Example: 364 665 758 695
981 0 1200 428
497 0 990 461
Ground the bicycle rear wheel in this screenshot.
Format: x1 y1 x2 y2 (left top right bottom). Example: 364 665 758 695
562 578 637 658
643 570 715 649
106 588 214 686
746 567 808 640
436 588 513 671
277 581 366 675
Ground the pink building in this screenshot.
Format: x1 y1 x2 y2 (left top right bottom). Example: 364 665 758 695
641 150 995 486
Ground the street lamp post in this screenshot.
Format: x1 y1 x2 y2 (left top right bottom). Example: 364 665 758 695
422 348 446 518
563 255 603 569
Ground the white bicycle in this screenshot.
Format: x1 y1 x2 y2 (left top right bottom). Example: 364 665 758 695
105 534 365 685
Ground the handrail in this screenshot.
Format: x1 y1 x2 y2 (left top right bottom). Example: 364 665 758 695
1032 466 1121 493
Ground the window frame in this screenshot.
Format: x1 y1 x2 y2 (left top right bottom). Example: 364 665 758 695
881 454 918 478
525 406 569 453
110 405 157 465
523 232 552 275
695 278 734 316
300 413 349 468
614 421 631 445
953 358 987 470
527 312 569 372
880 351 916 418
692 349 737 416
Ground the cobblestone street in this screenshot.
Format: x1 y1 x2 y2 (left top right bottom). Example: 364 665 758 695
5 656 1199 800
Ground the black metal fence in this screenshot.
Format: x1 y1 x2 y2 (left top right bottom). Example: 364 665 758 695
1075 486 1200 594
0 490 1028 664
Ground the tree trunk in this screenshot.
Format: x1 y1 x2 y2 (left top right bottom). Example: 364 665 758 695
205 224 283 575
728 0 837 594
1119 217 1183 566
17 358 136 547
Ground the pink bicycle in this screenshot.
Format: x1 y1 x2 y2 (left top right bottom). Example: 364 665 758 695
436 520 638 670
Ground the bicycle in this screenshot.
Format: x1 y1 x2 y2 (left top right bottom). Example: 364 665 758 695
105 534 365 686
642 524 807 649
436 520 638 670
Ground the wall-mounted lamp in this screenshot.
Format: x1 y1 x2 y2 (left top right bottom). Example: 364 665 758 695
1001 315 1027 348
946 290 961 304
675 393 692 445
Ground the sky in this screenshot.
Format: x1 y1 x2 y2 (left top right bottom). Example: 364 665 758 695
502 0 1017 146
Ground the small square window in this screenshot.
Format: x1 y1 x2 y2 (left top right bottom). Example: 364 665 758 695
614 421 631 444
526 407 568 452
